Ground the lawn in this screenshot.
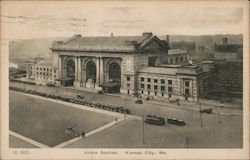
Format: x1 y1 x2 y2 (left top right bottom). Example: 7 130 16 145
9 91 115 147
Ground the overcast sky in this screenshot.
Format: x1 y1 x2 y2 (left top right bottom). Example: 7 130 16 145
1 1 245 41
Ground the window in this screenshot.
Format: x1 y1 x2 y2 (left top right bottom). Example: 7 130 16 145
127 76 130 81
147 78 151 82
168 80 172 85
50 73 52 76
54 75 56 78
176 57 178 63
180 57 183 62
154 85 158 90
47 73 49 76
44 68 45 71
37 67 39 70
170 58 173 64
37 72 39 75
50 69 52 72
185 88 190 95
161 79 165 84
185 81 189 87
43 72 45 76
161 86 165 91
127 83 130 88
40 72 42 75
47 68 49 71
147 84 151 90
154 79 158 83
54 70 57 73
141 77 144 82
40 68 42 71
168 87 172 93
141 84 144 89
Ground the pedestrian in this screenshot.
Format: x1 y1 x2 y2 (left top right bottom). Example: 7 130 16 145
81 131 85 137
116 117 118 122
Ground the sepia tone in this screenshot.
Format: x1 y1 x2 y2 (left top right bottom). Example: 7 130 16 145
1 0 249 160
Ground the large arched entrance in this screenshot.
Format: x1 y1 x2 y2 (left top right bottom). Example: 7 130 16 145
86 61 96 83
109 62 121 83
63 59 75 86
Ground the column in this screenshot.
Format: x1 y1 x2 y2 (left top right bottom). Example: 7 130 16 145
100 57 104 84
58 56 62 79
96 57 100 87
74 56 81 88
77 57 81 82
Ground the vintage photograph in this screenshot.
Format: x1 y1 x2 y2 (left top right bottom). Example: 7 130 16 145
1 0 249 159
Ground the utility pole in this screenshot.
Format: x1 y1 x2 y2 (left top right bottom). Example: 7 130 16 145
199 103 203 128
142 116 145 144
218 111 222 123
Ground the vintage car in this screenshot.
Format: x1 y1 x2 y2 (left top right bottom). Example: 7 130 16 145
167 117 186 126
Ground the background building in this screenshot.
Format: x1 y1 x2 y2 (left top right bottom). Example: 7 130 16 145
26 58 58 85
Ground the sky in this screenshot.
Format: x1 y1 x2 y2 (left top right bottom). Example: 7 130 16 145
1 1 245 41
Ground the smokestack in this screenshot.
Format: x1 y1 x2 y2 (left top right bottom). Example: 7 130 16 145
166 35 170 43
222 37 228 45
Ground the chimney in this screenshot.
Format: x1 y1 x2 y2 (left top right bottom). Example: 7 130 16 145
222 37 228 45
142 32 153 37
111 32 114 37
166 35 170 43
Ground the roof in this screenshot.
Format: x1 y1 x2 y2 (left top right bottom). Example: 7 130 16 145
168 49 188 55
51 33 167 53
214 44 242 53
139 66 178 75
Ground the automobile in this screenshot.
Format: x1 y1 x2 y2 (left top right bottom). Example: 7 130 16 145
200 108 213 114
97 90 104 94
125 109 131 114
46 83 55 87
167 117 186 126
135 99 143 104
76 94 84 99
144 115 165 126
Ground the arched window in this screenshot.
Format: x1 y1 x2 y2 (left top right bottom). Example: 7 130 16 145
66 59 75 79
86 61 96 82
109 62 121 83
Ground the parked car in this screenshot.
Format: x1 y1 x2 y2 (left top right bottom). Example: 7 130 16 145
167 117 186 126
46 83 55 87
76 94 84 99
97 90 104 94
144 115 165 126
135 99 143 104
200 108 212 114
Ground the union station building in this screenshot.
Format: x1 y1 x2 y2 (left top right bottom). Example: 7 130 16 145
28 32 215 102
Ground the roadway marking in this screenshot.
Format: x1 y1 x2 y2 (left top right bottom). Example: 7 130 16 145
9 130 50 148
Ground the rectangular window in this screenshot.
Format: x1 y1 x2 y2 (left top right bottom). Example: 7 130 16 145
44 68 45 71
50 73 52 76
185 81 189 87
40 72 42 75
47 73 49 76
141 84 144 89
37 72 39 75
40 68 42 71
147 84 151 90
168 87 172 93
54 70 56 73
47 68 49 71
127 76 130 81
54 75 56 78
141 77 144 82
37 67 39 70
154 79 158 83
168 80 172 85
127 83 130 88
154 85 158 90
161 79 165 84
185 88 190 95
50 69 52 72
161 86 165 91
147 78 151 82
